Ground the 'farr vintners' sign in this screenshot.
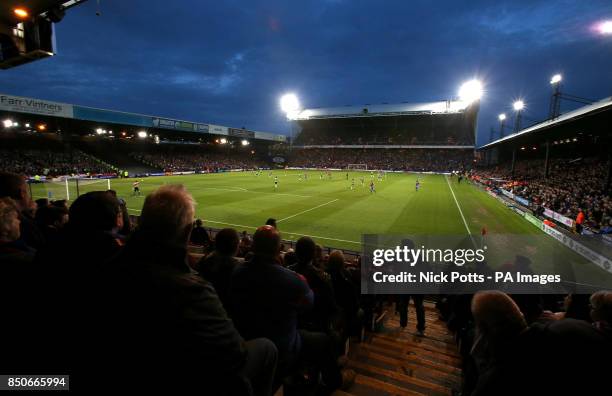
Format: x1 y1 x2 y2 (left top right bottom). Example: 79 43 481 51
0 94 74 118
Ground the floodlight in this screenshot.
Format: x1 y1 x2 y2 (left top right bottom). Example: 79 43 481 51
550 74 562 84
37 124 46 131
14 8 29 18
498 113 506 121
513 100 525 111
241 139 250 146
137 131 147 138
13 122 19 127
458 79 483 103
25 123 30 128
220 138 227 144
280 93 300 115
96 128 103 134
598 20 612 35
3 119 13 128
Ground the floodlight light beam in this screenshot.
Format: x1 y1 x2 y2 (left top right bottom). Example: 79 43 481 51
280 93 300 116
458 79 483 104
513 100 525 111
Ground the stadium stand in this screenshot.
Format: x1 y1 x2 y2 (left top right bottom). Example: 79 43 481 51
289 148 473 172
473 157 611 232
0 133 116 177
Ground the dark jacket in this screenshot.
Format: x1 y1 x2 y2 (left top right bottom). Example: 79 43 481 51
19 210 45 250
190 225 211 246
230 257 313 366
289 261 339 332
197 251 244 310
101 231 248 386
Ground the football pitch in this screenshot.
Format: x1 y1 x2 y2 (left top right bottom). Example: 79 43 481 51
115 170 539 249
31 170 612 287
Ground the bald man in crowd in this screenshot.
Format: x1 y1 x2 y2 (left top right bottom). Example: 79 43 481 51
102 185 277 394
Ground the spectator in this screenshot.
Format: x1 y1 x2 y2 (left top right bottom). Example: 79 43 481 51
590 290 612 327
231 226 354 392
31 191 124 377
0 171 45 250
35 204 69 246
0 197 34 264
265 218 277 230
105 185 277 394
289 237 339 333
326 250 362 339
469 291 531 396
197 228 243 310
190 218 211 247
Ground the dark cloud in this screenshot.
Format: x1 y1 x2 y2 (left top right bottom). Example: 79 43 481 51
1 0 611 145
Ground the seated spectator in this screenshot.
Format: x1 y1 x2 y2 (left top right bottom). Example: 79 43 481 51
0 197 34 264
0 197 36 374
289 237 339 333
231 228 354 393
590 290 612 328
29 191 123 376
0 171 45 250
197 228 243 310
35 204 69 246
104 185 277 394
265 218 277 230
326 250 362 338
190 218 211 247
469 291 535 396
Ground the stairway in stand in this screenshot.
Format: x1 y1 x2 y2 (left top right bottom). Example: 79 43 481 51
337 301 461 396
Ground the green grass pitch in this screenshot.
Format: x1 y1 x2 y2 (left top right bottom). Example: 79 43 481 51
31 170 612 286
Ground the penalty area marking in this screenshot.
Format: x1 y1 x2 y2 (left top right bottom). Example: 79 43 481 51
277 199 340 223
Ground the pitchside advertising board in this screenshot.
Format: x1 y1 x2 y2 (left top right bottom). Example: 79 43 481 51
0 94 73 118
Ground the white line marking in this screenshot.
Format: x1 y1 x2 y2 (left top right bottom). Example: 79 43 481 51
445 175 476 246
203 219 360 244
277 199 339 222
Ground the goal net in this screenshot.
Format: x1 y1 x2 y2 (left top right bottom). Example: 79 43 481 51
29 179 71 201
347 164 368 171
28 178 112 203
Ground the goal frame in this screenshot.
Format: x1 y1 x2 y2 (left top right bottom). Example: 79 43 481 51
347 164 368 171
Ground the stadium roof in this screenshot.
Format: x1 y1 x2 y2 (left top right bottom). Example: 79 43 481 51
481 96 612 149
0 93 286 142
291 100 472 120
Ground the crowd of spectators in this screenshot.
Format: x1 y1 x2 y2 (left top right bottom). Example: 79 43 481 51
0 171 363 394
439 290 612 395
289 148 473 172
131 151 266 173
473 157 612 232
0 148 115 177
